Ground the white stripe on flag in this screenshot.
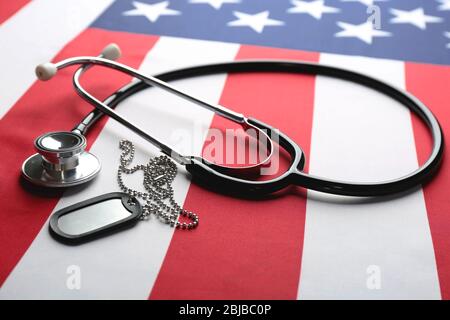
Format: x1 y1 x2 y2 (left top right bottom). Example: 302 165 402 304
0 37 239 299
298 54 440 299
0 0 114 119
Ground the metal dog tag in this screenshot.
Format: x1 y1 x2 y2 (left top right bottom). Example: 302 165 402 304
49 192 142 244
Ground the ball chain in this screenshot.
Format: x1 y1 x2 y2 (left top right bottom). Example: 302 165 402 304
117 140 199 230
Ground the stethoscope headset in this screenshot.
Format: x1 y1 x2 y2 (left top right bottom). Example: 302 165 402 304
22 44 444 198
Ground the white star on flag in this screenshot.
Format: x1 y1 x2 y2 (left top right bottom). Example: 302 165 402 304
287 0 340 20
189 0 241 10
438 0 450 11
227 11 284 33
390 8 443 30
123 1 180 23
341 0 387 7
335 20 391 44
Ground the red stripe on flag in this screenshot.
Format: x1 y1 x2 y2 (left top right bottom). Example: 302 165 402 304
0 0 30 24
0 28 158 286
150 46 319 299
406 63 450 300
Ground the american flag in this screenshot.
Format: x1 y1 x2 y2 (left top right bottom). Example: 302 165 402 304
0 0 449 299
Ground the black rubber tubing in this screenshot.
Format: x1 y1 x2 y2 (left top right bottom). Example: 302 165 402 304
72 60 444 197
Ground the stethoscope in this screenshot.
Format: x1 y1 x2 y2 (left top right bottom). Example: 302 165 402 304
22 44 444 197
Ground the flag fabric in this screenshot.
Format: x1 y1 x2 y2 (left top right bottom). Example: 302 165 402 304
0 0 449 299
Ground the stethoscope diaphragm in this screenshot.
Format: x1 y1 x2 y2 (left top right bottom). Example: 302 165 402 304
21 131 100 187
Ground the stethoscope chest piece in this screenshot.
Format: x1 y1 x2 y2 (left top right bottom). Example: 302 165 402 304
21 131 101 187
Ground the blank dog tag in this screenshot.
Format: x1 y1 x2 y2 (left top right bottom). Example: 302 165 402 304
49 192 142 244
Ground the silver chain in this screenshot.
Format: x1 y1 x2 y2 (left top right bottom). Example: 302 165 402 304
117 140 199 230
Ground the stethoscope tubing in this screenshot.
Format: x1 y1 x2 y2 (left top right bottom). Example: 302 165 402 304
71 59 443 197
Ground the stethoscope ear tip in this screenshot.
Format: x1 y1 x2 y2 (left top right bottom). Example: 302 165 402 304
101 43 121 61
35 62 57 81
34 43 121 82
